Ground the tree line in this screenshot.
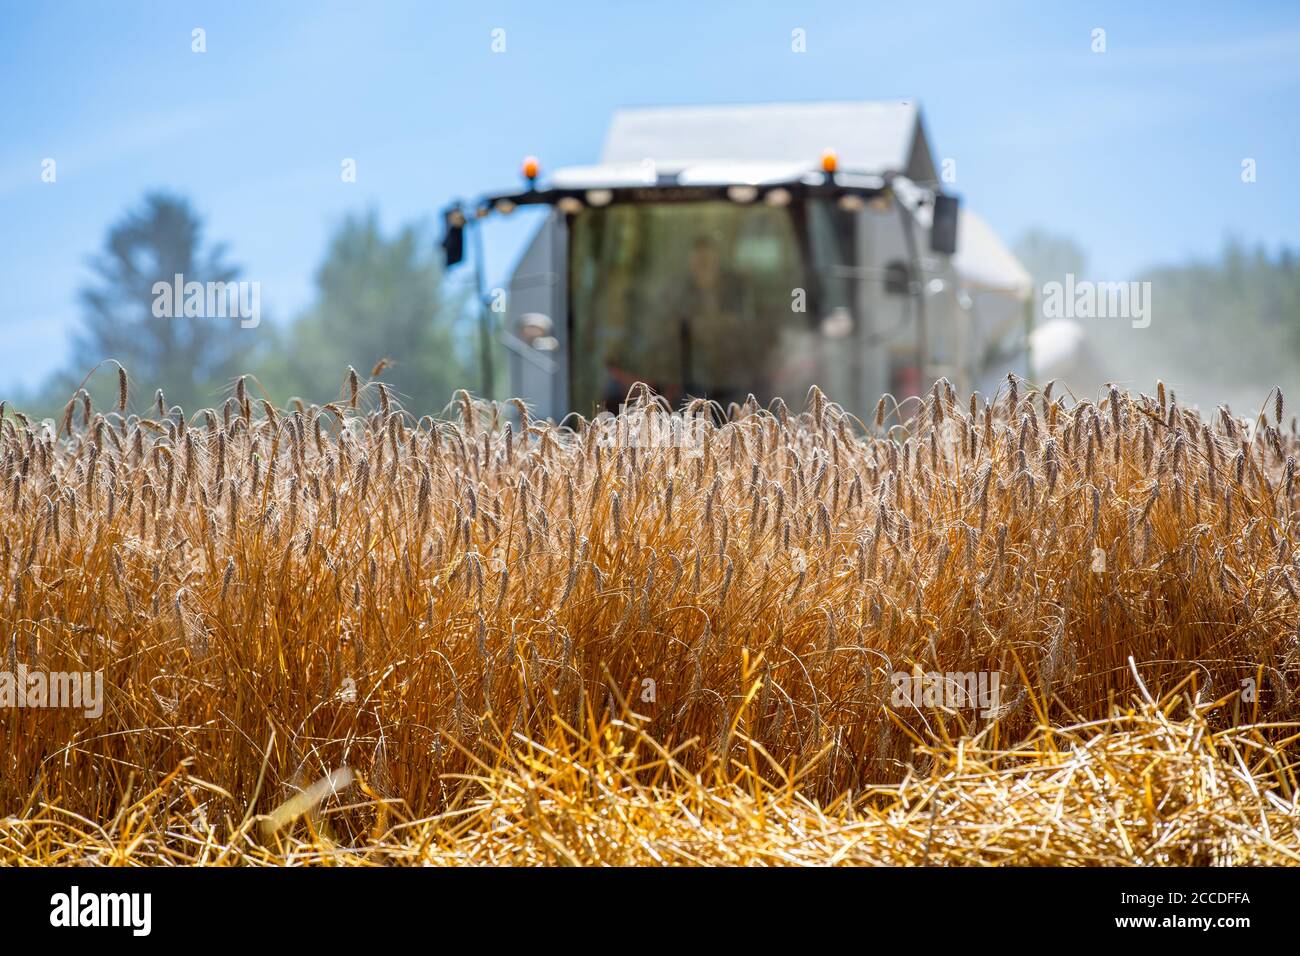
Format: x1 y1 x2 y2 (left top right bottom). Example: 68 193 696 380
27 192 476 419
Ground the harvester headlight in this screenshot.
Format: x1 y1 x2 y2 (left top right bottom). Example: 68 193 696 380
726 185 758 203
837 194 866 212
586 189 613 207
519 312 554 344
763 187 792 207
494 199 517 215
820 307 853 339
556 196 584 215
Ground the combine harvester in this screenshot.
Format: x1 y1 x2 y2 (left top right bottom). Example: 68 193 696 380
443 100 1034 421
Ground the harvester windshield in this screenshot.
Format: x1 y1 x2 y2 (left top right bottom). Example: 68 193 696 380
569 198 857 413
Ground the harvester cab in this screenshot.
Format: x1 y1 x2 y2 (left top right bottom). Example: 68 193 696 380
442 100 1032 422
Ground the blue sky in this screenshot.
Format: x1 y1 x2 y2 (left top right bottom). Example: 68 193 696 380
2 1 1297 391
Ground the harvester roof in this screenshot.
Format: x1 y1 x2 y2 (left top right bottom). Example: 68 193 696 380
599 99 937 184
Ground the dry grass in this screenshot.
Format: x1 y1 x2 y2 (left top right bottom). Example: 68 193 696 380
2 370 1299 865
3 703 1298 866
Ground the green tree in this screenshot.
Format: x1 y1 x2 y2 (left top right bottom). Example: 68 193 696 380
1120 240 1300 411
74 192 253 412
265 211 470 412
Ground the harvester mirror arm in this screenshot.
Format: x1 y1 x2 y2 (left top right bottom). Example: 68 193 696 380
441 188 575 271
893 186 929 384
502 331 558 374
879 172 960 257
468 212 495 397
438 201 496 395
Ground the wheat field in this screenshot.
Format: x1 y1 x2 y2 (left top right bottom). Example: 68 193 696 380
1 367 1298 865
